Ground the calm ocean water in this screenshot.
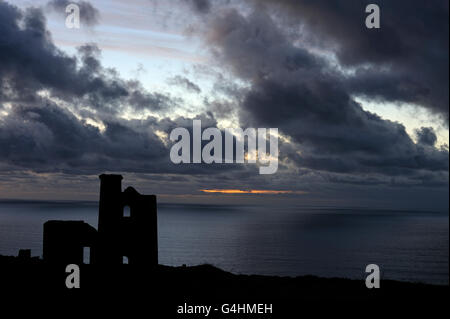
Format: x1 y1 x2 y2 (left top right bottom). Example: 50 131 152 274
0 200 448 285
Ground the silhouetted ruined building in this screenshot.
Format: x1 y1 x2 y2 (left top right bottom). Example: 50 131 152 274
18 249 31 260
43 221 97 265
43 174 158 266
97 174 158 265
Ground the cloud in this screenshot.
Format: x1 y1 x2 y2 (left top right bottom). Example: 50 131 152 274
203 8 448 181
0 96 244 176
250 0 449 120
0 99 166 173
183 0 212 14
0 2 196 176
168 76 202 94
0 3 175 116
415 127 438 147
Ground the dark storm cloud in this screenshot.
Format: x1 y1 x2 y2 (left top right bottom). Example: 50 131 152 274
0 99 166 173
0 96 244 176
415 127 438 147
321 170 449 188
0 3 173 114
252 0 449 120
46 0 100 26
167 76 202 94
0 2 225 176
205 8 448 181
184 0 212 14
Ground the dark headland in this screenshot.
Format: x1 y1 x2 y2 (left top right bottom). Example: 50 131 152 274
1 254 448 318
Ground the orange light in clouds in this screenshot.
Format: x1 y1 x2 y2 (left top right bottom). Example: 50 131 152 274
200 189 307 195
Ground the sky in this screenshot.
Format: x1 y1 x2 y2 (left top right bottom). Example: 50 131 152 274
0 0 448 211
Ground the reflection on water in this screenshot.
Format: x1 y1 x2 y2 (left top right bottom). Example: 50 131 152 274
0 201 448 285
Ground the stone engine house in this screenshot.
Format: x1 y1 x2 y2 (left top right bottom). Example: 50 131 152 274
43 174 158 266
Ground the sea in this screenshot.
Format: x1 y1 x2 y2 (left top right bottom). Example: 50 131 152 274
0 200 448 285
